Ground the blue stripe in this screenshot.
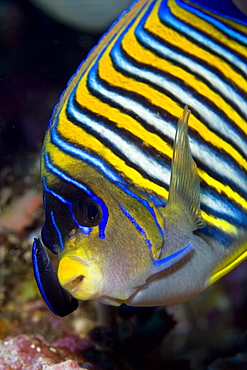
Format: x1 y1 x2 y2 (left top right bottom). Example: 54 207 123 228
119 204 153 250
68 88 171 184
110 37 247 159
118 183 164 238
111 45 247 191
51 114 123 184
134 4 247 117
159 1 247 73
202 189 247 228
44 156 107 239
42 177 68 205
87 53 175 148
50 211 64 250
32 242 57 314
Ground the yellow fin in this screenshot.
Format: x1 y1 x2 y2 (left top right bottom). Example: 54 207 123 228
209 241 247 285
165 106 205 230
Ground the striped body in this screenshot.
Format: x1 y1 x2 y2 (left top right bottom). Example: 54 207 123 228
41 0 247 306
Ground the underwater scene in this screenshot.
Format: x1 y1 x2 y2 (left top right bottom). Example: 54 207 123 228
0 0 247 369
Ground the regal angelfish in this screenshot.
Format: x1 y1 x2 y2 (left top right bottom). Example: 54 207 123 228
32 0 247 316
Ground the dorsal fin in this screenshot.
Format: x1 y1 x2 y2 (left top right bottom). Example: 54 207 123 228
151 107 205 274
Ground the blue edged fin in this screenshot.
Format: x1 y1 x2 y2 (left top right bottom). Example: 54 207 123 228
151 242 194 274
32 238 78 317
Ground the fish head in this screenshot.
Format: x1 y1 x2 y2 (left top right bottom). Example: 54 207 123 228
41 159 161 305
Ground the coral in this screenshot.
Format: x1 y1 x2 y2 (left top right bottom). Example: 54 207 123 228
0 334 91 369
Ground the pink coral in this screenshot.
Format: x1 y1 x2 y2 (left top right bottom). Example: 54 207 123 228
0 192 42 233
42 360 82 369
0 334 89 369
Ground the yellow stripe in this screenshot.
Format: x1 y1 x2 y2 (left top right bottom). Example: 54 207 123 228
121 13 247 137
95 23 247 172
169 0 247 58
146 0 247 92
209 241 247 284
56 103 169 198
201 211 238 234
99 45 181 116
56 103 241 235
198 168 247 211
72 22 247 213
75 71 173 158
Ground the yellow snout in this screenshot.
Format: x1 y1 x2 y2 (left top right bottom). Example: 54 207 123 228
58 256 103 300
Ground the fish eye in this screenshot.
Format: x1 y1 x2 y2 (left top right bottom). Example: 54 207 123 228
73 198 102 227
86 202 99 221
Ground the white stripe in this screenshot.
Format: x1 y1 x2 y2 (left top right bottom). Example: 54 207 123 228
88 65 176 137
112 46 247 156
136 26 247 118
68 89 246 219
68 93 171 185
161 5 247 75
87 63 247 194
202 191 242 222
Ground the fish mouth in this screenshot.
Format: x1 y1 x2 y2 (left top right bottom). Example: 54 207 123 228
64 275 84 293
58 256 103 300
